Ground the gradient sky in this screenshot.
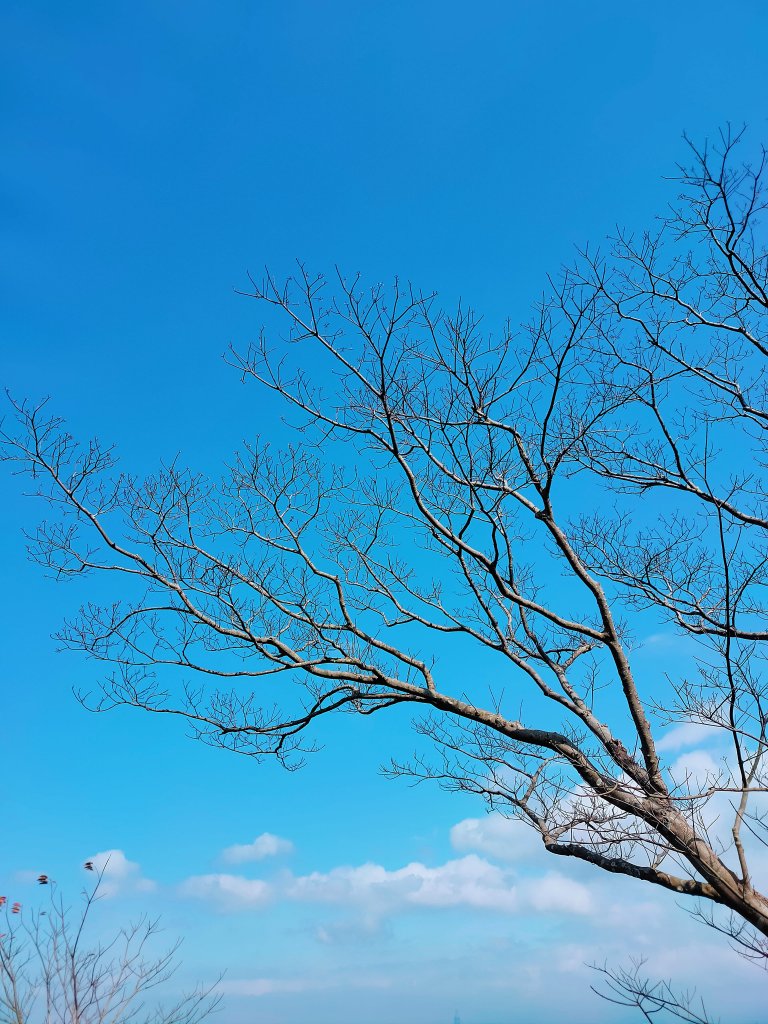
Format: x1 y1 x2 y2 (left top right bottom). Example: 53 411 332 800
3 3 768 1023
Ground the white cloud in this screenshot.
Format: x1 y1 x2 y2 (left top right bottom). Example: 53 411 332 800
523 872 593 915
657 722 718 753
90 849 139 880
669 750 722 789
450 814 543 863
638 632 697 653
177 873 272 911
157 817 766 1023
180 853 594 919
314 915 387 945
221 832 294 864
285 854 520 913
86 850 156 897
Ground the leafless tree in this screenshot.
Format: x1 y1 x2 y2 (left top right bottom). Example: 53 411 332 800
0 868 220 1024
590 959 717 1023
4 127 768 991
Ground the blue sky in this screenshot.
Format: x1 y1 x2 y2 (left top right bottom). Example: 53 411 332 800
3 2 768 1022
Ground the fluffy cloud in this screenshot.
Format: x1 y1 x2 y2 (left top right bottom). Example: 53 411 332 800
86 849 156 897
177 873 272 911
180 853 593 918
287 854 520 913
669 750 722 789
524 872 593 914
450 814 543 863
221 833 294 864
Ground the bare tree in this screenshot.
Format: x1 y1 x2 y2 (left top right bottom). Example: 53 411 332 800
0 867 220 1024
590 959 718 1024
4 128 768 975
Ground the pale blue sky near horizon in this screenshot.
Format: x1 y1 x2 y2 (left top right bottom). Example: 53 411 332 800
3 3 768 1023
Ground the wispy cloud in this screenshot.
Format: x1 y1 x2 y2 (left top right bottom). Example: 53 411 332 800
314 915 388 945
657 722 719 753
221 972 391 997
638 632 697 654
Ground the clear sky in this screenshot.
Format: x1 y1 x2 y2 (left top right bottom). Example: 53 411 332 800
3 3 768 1023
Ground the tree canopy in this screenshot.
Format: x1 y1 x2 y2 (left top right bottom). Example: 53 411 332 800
5 128 768 967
